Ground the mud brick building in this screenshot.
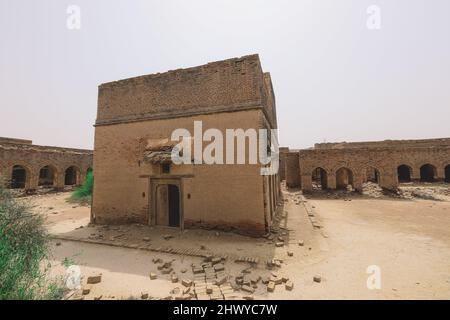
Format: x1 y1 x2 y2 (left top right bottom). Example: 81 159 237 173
92 54 280 236
0 137 93 192
281 138 450 192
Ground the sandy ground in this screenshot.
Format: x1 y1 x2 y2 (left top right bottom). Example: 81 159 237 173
23 185 450 300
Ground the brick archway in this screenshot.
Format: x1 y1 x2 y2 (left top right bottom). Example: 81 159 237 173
397 164 412 183
312 167 328 190
336 167 354 190
420 164 437 182
10 164 30 189
64 166 81 186
38 165 58 187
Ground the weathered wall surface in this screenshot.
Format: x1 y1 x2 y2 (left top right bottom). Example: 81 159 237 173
314 138 450 150
92 109 279 236
0 139 93 190
97 54 276 129
93 54 280 236
278 147 289 181
285 151 300 188
298 145 450 192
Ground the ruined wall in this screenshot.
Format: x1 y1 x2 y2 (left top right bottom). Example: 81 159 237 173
97 54 276 129
315 138 450 150
299 145 450 192
92 109 276 236
0 139 93 191
278 147 289 181
285 151 300 188
93 54 280 236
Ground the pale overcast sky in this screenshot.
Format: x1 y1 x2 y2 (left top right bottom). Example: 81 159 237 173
1 0 449 149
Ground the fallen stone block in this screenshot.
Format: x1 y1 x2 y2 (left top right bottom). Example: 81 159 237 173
267 281 275 292
270 276 283 285
161 267 173 275
193 267 204 274
82 287 91 295
214 263 225 272
87 274 102 284
241 285 255 294
171 274 179 283
275 242 284 247
149 272 157 280
182 279 192 287
313 275 322 283
285 281 294 291
215 276 227 286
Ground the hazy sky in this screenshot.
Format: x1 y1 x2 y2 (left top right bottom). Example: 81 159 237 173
1 0 449 149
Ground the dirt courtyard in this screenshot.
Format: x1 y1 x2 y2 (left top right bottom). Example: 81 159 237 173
25 185 450 300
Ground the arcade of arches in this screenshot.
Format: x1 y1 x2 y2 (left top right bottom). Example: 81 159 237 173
0 137 92 192
284 139 450 192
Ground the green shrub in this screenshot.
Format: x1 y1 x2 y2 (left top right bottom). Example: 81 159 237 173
0 184 56 299
69 170 93 205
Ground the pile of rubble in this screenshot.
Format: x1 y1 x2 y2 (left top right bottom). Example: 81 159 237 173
399 183 450 201
361 182 384 198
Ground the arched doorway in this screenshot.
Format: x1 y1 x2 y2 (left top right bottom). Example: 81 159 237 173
365 167 380 184
336 167 354 190
65 166 80 185
397 165 412 183
155 184 180 227
445 165 450 183
420 164 437 182
11 165 28 189
38 165 56 187
312 167 328 190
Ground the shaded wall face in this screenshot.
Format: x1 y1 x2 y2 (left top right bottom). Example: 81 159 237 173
285 152 300 188
92 109 275 235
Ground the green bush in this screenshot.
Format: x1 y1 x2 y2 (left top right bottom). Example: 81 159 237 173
0 184 56 299
69 170 93 205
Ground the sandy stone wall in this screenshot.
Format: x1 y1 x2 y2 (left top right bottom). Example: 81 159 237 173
92 109 278 236
298 143 450 192
278 147 289 181
314 138 450 150
96 54 276 129
285 151 300 188
0 139 93 191
93 54 280 236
